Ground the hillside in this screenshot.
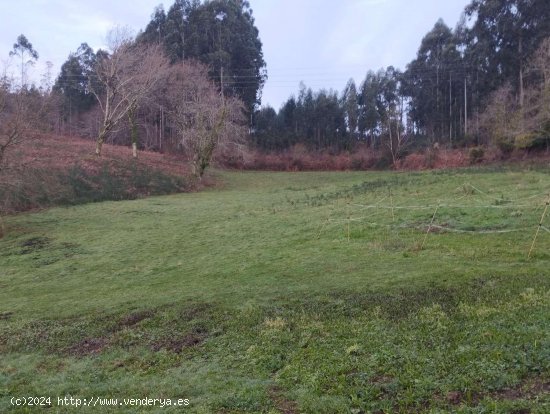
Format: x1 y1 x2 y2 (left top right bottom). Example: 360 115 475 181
0 134 195 214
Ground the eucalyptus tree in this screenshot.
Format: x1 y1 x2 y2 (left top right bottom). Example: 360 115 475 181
139 5 168 46
53 43 100 121
463 0 550 108
2 35 48 173
402 19 463 142
9 34 38 89
343 79 359 141
358 71 382 146
279 96 298 148
140 0 267 114
185 0 267 114
251 106 278 150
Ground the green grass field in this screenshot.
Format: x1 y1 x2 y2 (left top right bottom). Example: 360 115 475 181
1 167 549 413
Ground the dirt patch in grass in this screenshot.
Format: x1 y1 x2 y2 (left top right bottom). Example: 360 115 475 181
66 337 109 357
268 386 298 414
151 332 207 353
321 287 461 320
60 242 84 258
423 223 450 234
445 376 550 407
0 311 14 320
20 236 51 254
6 303 221 358
492 378 550 401
180 303 213 321
370 375 394 385
118 310 155 328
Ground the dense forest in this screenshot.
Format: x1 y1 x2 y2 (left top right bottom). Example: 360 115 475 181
252 0 550 157
2 0 550 176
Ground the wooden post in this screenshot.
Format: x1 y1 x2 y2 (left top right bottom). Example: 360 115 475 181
390 189 395 222
421 203 440 250
347 201 351 242
528 195 550 259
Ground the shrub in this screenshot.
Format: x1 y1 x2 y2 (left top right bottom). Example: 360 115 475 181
398 153 426 170
495 136 515 158
425 148 438 168
468 146 485 164
0 162 188 214
514 132 550 151
373 151 394 170
350 157 365 170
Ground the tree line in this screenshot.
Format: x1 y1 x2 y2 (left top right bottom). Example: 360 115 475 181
252 0 550 159
3 0 550 180
54 0 265 141
2 0 262 179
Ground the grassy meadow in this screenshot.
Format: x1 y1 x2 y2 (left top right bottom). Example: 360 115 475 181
1 166 549 413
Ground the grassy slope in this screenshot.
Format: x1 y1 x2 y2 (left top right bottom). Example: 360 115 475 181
1 167 549 413
0 135 191 213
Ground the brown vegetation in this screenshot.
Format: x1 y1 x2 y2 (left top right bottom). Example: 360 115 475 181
13 133 186 176
0 134 192 216
232 144 549 172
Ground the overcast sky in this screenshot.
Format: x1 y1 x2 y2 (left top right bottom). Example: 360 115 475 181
0 0 470 109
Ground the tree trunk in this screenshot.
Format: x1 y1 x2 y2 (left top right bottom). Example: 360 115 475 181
191 154 200 179
95 138 104 156
519 35 525 109
128 106 139 158
96 124 110 156
388 118 397 167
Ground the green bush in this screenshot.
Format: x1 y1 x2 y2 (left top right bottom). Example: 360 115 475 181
468 146 485 164
0 162 189 214
495 136 515 157
65 162 188 205
454 133 478 148
514 132 550 151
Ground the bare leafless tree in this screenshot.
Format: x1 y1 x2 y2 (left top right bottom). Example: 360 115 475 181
524 38 550 137
0 75 10 169
480 38 550 153
164 62 246 178
386 102 408 167
90 27 169 156
528 38 550 89
0 81 51 173
0 73 55 237
479 84 520 145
